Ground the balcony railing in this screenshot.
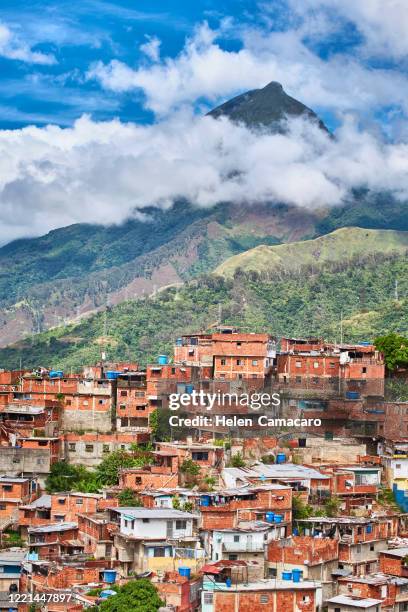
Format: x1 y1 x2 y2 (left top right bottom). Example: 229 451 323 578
222 541 264 552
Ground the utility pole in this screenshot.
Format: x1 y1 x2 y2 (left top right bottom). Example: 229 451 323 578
340 311 344 345
395 279 399 301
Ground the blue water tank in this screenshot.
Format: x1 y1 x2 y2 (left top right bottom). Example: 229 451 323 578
225 578 232 588
178 567 191 579
176 338 183 346
282 571 292 581
293 528 299 536
200 495 210 507
185 384 194 394
274 515 283 523
346 391 360 400
366 525 372 534
276 453 286 464
158 355 168 365
292 569 302 583
103 570 117 583
106 371 121 380
265 512 275 523
49 370 63 378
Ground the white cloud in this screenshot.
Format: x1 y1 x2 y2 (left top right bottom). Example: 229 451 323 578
0 22 56 65
289 0 408 59
0 112 407 244
140 35 161 62
87 21 408 119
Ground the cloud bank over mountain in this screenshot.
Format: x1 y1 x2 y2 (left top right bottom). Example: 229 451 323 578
1 110 408 244
0 0 407 243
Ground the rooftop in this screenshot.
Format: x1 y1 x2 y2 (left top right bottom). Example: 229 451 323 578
379 547 408 558
28 522 77 534
111 507 196 520
327 595 383 608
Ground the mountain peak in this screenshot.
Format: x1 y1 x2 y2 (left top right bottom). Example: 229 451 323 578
208 81 328 132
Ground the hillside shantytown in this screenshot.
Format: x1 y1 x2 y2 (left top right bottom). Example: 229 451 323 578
0 327 407 611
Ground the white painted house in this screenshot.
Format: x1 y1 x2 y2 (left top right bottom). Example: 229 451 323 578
112 507 197 540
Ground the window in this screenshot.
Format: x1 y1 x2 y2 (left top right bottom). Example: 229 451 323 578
38 440 47 446
135 477 142 485
329 362 335 368
2 485 12 492
153 547 166 557
142 518 150 523
69 443 76 452
192 451 208 461
268 568 277 578
252 360 258 366
120 404 126 409
136 391 145 398
98 399 105 405
203 593 213 605
356 544 362 553
260 595 269 604
296 376 302 383
296 360 302 368
58 498 66 505
362 367 367 374
76 498 83 505
233 535 240 542
121 391 127 397
171 368 176 375
237 342 242 347
85 444 94 452
334 608 341 612
103 444 110 453
176 520 187 530
121 444 126 450
221 359 226 366
83 400 88 406
66 399 72 406
228 554 238 560
0 503 6 510
396 464 402 469
313 361 319 368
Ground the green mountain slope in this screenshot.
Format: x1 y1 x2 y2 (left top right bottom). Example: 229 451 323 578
0 83 407 348
0 247 406 371
215 227 408 277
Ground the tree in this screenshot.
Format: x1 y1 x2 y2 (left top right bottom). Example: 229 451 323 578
375 333 408 371
45 461 82 493
45 461 98 493
118 488 143 507
324 496 341 517
96 450 138 487
292 495 313 521
229 452 245 468
180 459 200 476
92 579 164 612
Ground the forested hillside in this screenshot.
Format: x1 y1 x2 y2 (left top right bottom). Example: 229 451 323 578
0 250 406 371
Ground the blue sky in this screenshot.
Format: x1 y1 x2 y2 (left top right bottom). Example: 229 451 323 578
1 0 407 132
0 0 260 127
0 0 408 243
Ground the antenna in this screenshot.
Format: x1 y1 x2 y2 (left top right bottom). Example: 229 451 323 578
218 303 222 325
